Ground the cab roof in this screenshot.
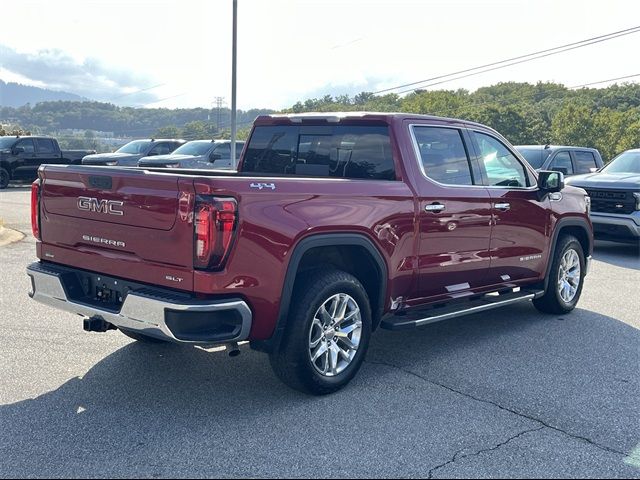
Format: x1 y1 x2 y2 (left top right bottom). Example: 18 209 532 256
254 112 491 130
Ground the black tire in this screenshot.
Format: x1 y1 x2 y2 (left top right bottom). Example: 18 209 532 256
0 168 10 189
119 328 167 343
533 234 586 314
269 268 372 395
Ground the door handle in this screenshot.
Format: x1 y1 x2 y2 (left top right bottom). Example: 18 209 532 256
495 202 511 211
425 203 446 213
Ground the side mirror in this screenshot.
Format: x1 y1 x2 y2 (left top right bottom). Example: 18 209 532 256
209 152 222 162
538 170 565 193
589 167 598 173
12 147 24 155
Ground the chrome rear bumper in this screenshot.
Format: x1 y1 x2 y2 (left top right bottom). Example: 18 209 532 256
27 262 252 345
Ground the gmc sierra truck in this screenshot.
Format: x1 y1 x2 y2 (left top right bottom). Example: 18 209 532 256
0 136 95 189
27 113 593 395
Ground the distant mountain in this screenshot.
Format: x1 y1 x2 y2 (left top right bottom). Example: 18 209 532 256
0 80 87 107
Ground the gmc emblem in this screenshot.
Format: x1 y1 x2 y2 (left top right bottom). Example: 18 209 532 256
77 196 124 216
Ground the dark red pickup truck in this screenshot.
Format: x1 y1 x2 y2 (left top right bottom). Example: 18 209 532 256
27 113 593 394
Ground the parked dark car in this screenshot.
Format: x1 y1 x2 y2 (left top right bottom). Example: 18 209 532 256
515 145 604 176
566 148 640 243
138 140 245 170
0 136 95 188
82 138 185 166
28 113 593 394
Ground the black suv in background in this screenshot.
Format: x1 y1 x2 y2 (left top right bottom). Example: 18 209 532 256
0 136 96 188
516 145 604 176
82 138 185 166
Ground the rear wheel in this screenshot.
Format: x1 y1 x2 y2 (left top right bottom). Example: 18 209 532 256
269 268 371 395
0 168 10 189
119 328 167 343
534 235 585 314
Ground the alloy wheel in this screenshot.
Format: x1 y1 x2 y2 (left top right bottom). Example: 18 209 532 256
308 293 362 377
557 248 581 303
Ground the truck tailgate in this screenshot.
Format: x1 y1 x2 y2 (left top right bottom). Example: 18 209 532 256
38 166 197 291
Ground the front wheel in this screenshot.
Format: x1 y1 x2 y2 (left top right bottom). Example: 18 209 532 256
269 268 372 395
534 234 586 314
0 168 10 189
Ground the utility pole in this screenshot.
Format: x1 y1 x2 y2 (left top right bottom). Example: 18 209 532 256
230 0 238 169
214 96 225 135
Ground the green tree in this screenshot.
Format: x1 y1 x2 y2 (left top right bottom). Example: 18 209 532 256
550 101 599 149
154 125 181 138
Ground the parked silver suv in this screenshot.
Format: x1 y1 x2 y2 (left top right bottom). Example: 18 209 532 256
138 140 245 170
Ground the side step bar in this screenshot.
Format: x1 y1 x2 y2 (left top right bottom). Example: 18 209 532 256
380 288 545 331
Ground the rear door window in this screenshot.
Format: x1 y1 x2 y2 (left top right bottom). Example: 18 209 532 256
412 126 474 185
35 138 56 154
573 151 598 173
242 125 395 180
549 151 574 175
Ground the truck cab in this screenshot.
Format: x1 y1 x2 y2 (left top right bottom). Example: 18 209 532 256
0 135 95 188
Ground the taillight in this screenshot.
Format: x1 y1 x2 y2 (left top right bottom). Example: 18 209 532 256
194 197 238 269
31 180 41 240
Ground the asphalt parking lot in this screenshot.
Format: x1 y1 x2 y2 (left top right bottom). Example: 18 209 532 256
1 185 639 478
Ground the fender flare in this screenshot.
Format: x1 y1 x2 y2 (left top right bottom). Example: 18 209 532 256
543 216 593 292
251 233 388 353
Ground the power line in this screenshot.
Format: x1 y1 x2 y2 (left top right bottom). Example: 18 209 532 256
569 73 640 89
395 29 640 95
374 25 640 95
109 83 166 102
135 93 187 108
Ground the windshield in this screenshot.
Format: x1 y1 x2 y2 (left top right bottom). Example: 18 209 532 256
116 140 153 154
602 151 640 174
172 141 213 156
515 147 550 169
0 137 18 149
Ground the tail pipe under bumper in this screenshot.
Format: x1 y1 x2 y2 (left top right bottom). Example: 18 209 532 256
26 262 252 345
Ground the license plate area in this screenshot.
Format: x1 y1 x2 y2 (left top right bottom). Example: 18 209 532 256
48 263 194 312
60 270 130 312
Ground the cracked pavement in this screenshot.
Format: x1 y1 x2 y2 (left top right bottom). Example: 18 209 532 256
1 186 639 478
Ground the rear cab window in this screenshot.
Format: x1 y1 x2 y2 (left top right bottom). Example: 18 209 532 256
241 125 396 180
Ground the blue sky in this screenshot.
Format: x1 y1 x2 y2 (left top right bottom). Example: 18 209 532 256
1 0 639 109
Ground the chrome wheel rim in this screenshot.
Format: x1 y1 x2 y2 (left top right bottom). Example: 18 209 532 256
557 248 581 303
308 293 362 377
